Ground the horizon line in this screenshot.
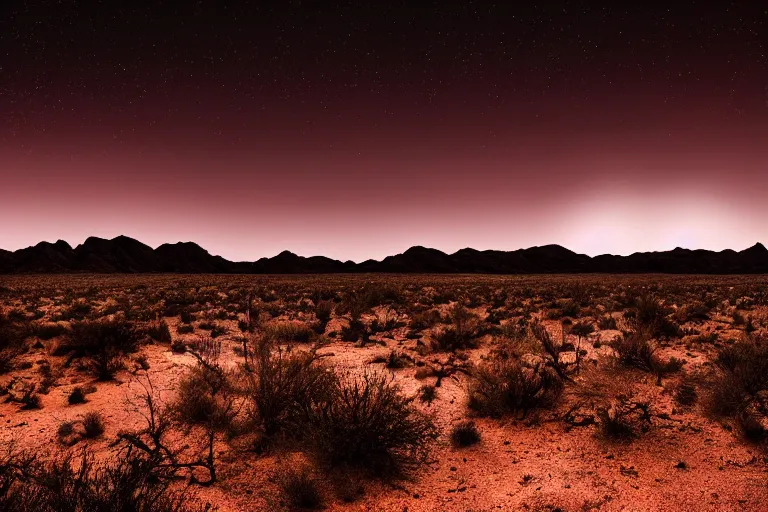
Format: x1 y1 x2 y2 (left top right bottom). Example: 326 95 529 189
3 235 766 264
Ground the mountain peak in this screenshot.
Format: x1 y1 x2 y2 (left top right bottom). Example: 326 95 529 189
3 237 768 274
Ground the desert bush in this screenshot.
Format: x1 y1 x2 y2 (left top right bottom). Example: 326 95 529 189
468 358 563 418
197 321 215 331
179 310 195 324
674 302 710 323
597 396 652 440
246 345 335 439
530 321 576 379
171 340 187 353
309 371 437 476
68 387 87 405
674 379 698 407
419 384 437 405
369 307 399 334
57 317 140 361
450 420 481 447
559 299 581 318
210 325 228 338
172 363 233 431
632 295 681 339
611 332 684 378
314 300 334 325
176 323 194 337
144 320 172 343
409 309 442 331
0 449 202 512
85 346 125 381
133 354 151 371
597 315 618 330
279 464 323 510
432 303 482 351
37 364 57 393
82 412 105 438
709 336 768 421
385 350 408 369
56 421 77 443
262 321 313 344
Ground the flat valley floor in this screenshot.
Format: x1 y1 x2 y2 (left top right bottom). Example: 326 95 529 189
0 274 766 511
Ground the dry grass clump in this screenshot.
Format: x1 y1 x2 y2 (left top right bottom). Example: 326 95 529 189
262 321 314 344
246 345 335 440
172 364 233 430
0 311 30 374
468 357 563 418
82 411 105 438
432 303 483 351
0 448 203 512
708 335 768 440
632 295 681 339
450 420 481 447
597 395 653 440
610 331 684 379
309 372 437 476
278 463 324 510
55 317 142 380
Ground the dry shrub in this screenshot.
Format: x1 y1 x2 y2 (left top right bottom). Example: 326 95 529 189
68 387 87 405
468 358 563 418
172 354 236 435
450 420 481 447
314 300 334 325
82 412 105 438
309 371 437 476
432 303 482 351
278 463 323 510
597 396 652 440
632 295 681 339
708 335 768 439
247 345 335 439
57 317 140 357
409 309 442 331
177 324 194 335
57 317 141 380
674 379 698 407
611 332 684 377
0 448 202 512
143 320 172 343
262 321 314 344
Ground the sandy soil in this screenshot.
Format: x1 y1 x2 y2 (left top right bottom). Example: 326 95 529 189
0 274 766 511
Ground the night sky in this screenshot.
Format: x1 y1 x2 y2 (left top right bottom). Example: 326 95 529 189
1 2 766 261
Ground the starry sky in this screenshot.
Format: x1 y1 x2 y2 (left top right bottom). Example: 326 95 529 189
1 2 766 262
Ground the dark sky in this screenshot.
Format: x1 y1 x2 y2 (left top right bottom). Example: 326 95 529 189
1 1 766 261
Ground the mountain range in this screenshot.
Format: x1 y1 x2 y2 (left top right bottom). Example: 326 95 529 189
1 236 767 274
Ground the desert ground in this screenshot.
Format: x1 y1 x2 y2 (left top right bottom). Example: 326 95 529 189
0 274 766 511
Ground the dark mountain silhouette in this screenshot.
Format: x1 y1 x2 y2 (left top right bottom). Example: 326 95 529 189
1 236 767 274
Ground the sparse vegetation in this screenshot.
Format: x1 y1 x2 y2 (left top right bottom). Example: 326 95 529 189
468 357 563 418
1 274 767 510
